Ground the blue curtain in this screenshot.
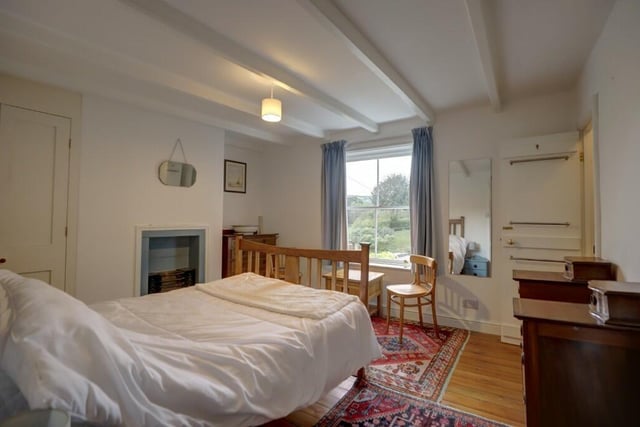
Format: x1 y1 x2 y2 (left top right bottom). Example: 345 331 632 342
321 140 347 250
410 127 436 257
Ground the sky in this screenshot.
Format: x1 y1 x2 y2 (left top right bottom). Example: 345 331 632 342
346 156 411 196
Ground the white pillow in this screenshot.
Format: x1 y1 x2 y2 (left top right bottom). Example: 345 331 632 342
0 270 124 424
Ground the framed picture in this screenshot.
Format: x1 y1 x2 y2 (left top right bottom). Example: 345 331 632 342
224 160 246 193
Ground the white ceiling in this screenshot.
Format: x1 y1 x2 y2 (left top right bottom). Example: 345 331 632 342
0 0 615 144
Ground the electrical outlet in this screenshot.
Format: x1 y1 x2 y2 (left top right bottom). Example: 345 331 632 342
463 299 479 309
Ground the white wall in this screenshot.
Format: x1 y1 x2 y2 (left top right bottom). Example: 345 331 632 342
577 0 640 281
259 91 577 335
261 142 323 247
76 96 224 304
223 134 267 230
435 91 576 336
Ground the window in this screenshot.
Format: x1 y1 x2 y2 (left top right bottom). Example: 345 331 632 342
346 144 412 266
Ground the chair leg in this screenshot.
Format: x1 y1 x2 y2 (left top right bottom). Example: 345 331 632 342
399 297 405 344
431 299 439 338
417 297 424 328
386 292 392 334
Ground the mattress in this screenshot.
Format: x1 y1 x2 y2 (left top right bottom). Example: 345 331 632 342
0 270 381 426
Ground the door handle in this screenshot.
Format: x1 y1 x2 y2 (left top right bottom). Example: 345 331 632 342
0 258 6 264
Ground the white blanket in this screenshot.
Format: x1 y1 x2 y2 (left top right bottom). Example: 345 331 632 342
0 270 382 427
196 273 356 319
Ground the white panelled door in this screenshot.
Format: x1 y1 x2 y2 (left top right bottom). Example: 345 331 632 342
0 104 70 290
499 131 583 341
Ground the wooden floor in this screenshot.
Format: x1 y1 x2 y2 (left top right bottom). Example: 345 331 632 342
285 331 525 426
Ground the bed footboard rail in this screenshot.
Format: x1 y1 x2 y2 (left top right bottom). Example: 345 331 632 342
234 236 371 307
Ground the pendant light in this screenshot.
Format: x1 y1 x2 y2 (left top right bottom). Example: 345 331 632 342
261 86 282 122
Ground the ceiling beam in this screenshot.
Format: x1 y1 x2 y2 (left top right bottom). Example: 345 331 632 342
120 0 379 133
0 10 323 140
465 0 501 111
299 0 435 124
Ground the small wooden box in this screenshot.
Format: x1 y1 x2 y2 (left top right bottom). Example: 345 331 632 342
589 280 640 326
563 256 613 281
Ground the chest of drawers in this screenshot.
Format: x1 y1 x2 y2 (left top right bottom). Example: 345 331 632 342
462 255 489 277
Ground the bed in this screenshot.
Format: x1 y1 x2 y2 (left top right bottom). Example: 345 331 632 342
0 241 381 426
448 216 467 274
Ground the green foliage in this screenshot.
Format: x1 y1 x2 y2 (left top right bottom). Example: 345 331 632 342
372 173 409 207
347 194 372 208
348 173 411 257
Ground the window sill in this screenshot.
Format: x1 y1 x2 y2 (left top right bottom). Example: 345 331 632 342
369 262 411 271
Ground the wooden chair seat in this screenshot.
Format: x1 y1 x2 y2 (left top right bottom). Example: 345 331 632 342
387 283 432 297
386 255 439 344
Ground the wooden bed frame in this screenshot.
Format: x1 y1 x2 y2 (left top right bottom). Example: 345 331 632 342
449 216 465 238
234 236 372 380
448 216 465 274
234 236 371 306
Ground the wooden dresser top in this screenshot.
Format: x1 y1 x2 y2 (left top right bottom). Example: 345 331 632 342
513 298 640 332
512 269 586 284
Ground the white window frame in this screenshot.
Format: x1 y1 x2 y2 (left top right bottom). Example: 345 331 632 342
346 143 412 266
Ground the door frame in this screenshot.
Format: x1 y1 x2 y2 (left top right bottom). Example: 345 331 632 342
581 94 602 257
0 73 82 295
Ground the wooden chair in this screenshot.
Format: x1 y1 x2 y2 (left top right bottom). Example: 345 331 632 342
386 255 439 343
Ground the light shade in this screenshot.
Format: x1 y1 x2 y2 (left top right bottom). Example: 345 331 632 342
261 97 282 122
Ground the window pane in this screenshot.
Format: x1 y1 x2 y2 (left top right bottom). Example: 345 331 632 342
374 208 410 260
346 207 375 249
346 152 411 265
377 156 410 207
347 159 376 208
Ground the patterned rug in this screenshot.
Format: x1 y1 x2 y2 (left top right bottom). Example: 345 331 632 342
366 317 470 401
314 379 509 427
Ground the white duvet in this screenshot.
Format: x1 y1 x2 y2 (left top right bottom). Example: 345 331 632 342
0 270 381 426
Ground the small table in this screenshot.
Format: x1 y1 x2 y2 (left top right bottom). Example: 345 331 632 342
322 269 384 316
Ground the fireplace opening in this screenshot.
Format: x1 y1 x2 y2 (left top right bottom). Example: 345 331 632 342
139 228 205 295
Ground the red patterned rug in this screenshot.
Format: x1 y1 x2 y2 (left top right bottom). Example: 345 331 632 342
366 317 470 401
314 379 508 427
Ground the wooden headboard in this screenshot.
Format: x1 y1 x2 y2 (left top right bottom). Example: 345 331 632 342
449 216 465 237
234 236 371 306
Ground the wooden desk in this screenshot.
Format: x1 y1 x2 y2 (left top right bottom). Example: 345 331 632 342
514 298 640 427
322 269 383 316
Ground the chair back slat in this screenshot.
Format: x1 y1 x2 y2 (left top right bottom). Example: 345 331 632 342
410 254 437 291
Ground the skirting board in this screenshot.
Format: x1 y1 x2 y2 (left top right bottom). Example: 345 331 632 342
500 323 523 345
384 305 508 341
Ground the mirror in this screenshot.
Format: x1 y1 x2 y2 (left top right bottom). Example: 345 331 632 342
448 158 491 277
158 160 197 187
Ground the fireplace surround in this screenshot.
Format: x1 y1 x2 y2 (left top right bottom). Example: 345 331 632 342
136 226 207 296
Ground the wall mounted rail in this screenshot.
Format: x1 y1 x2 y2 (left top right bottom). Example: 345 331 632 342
510 256 564 263
509 155 569 165
509 221 570 226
